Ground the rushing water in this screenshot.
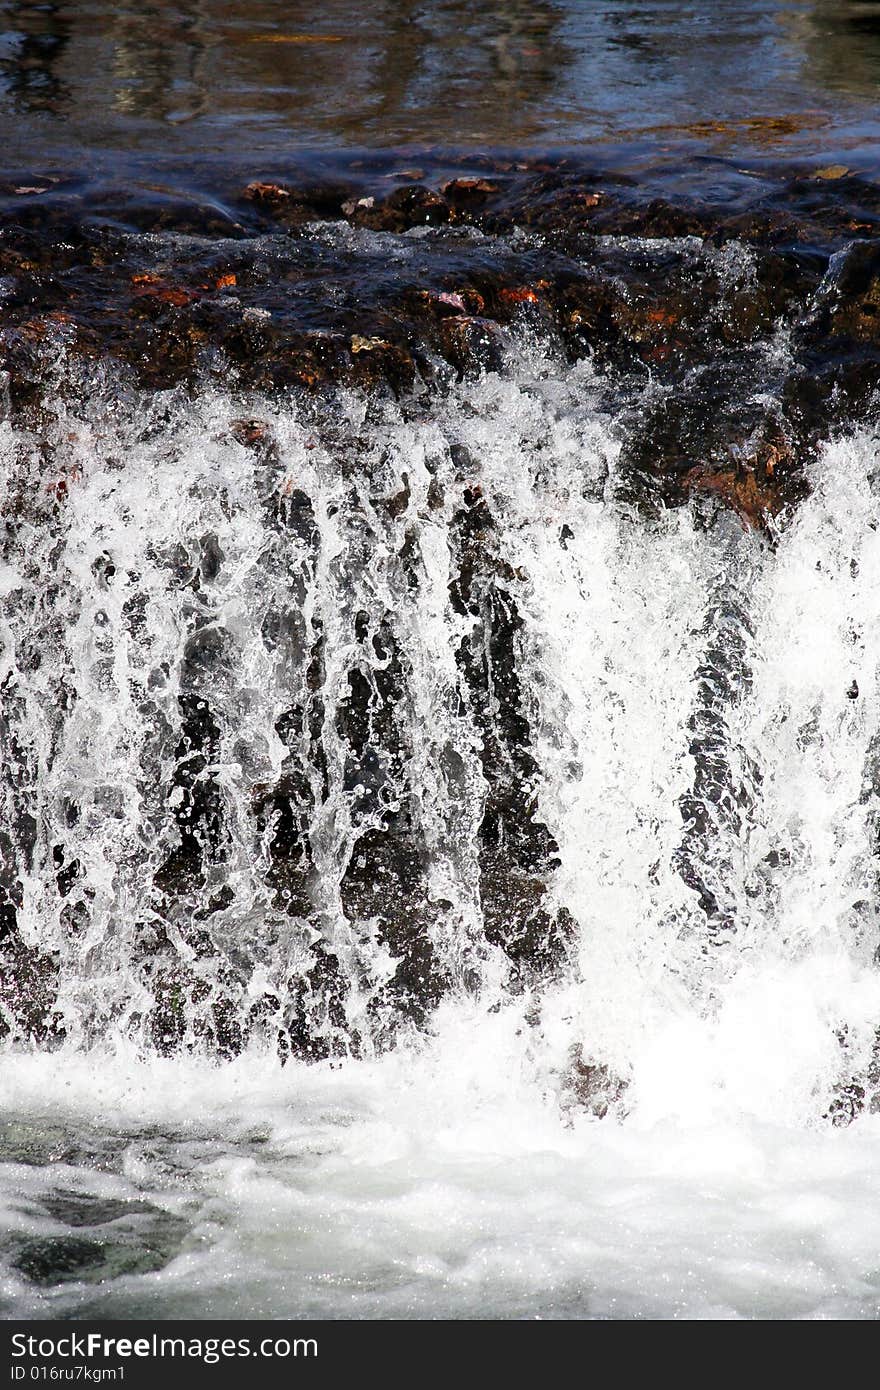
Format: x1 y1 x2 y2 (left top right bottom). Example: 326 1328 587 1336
4 0 880 1325
1 280 880 1315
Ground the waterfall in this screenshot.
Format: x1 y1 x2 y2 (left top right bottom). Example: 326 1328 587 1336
1 330 879 1126
3 257 880 1320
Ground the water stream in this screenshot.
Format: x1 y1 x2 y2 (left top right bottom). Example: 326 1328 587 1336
1 265 880 1314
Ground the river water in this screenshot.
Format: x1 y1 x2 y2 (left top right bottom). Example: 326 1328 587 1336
3 0 880 1323
4 0 880 168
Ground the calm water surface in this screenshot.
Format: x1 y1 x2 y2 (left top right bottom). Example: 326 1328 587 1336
4 1 880 169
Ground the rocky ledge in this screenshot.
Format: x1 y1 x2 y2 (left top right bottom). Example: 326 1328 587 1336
3 152 880 527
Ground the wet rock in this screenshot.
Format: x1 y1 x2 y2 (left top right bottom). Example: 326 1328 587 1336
683 423 805 531
10 1201 189 1285
244 180 293 209
441 176 500 210
825 1026 880 1125
41 1191 157 1227
153 693 227 897
242 179 352 227
348 183 451 232
450 491 572 984
335 616 449 1033
0 931 63 1045
827 1080 867 1126
559 1045 628 1119
12 1235 106 1284
0 155 872 467
439 315 505 378
282 940 350 1062
347 336 416 395
253 767 316 923
145 947 245 1061
592 197 711 241
341 825 448 1037
816 240 880 342
229 417 272 448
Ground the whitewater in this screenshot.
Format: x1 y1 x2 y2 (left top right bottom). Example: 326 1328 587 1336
2 334 880 1319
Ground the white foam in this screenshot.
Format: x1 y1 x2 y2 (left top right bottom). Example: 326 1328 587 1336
1 1014 879 1319
2 353 880 1317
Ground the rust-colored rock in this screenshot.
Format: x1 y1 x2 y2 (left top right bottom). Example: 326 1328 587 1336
244 180 292 206
499 285 541 306
441 177 500 209
684 430 802 530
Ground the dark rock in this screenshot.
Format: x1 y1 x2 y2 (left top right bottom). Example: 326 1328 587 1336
350 183 451 232
450 491 572 985
560 1046 628 1119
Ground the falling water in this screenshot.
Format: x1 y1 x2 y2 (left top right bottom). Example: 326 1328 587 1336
2 246 880 1317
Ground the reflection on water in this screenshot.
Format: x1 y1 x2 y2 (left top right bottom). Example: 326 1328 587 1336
788 1 880 97
1 1 72 113
1 3 880 166
0 0 574 148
